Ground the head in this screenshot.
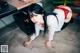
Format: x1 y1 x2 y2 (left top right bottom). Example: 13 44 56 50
53 5 72 23
28 3 45 24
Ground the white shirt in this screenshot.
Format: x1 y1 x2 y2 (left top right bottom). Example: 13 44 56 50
47 14 64 32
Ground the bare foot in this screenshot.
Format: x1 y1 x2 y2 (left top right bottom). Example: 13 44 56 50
23 41 32 48
45 41 52 48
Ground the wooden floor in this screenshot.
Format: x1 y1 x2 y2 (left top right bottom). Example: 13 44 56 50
0 22 80 53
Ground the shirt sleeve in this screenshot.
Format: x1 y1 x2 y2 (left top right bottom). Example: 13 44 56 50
47 15 58 31
46 15 58 41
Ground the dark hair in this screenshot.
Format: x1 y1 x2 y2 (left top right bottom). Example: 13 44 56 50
28 3 45 14
28 3 47 34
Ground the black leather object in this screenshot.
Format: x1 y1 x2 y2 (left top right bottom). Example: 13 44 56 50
13 11 35 36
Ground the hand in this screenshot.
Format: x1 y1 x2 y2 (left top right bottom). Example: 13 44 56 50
45 41 52 48
23 41 32 48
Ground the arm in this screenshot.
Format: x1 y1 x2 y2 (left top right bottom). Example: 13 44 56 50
30 24 40 41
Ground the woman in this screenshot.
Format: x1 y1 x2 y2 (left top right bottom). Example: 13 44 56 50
23 3 72 48
21 3 72 48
